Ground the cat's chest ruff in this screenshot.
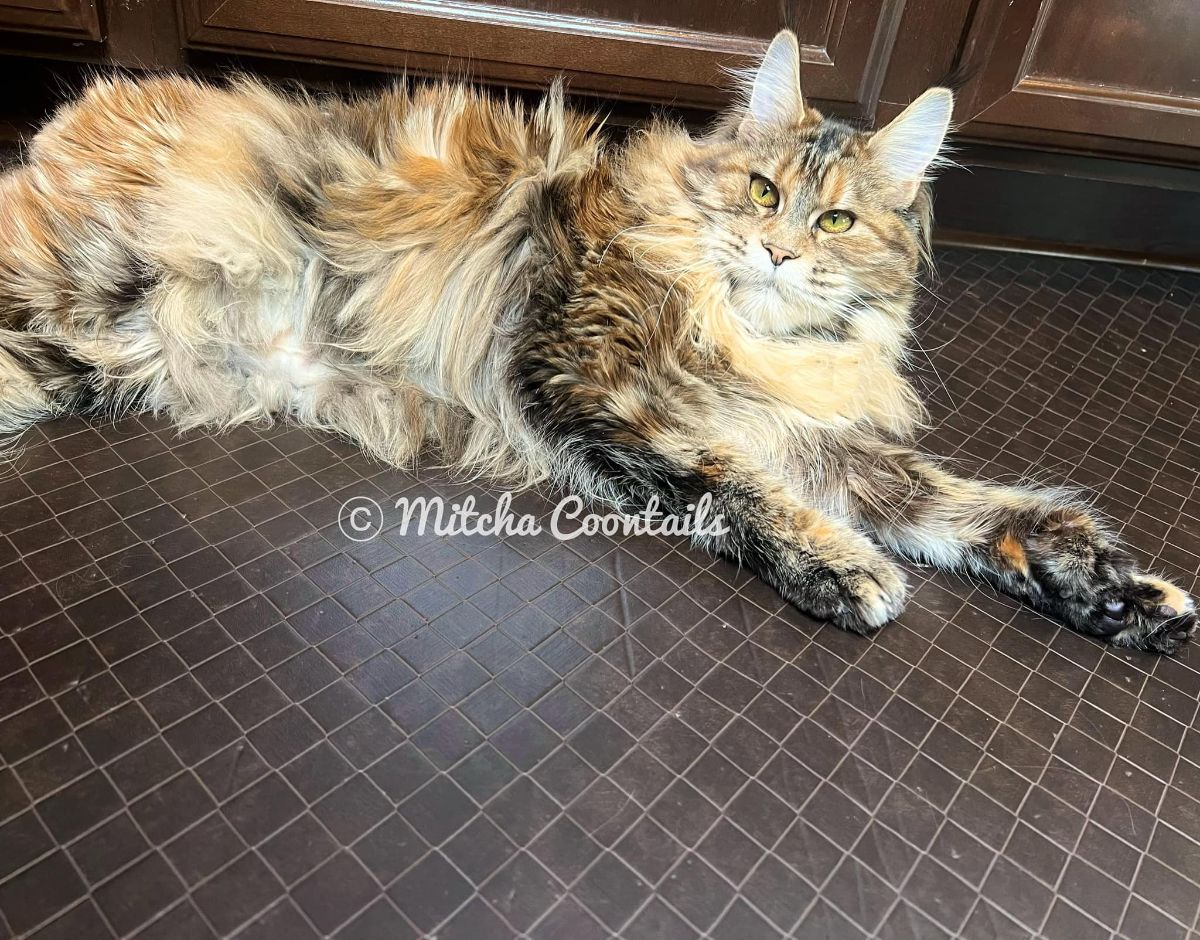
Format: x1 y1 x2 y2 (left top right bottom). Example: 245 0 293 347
696 311 921 436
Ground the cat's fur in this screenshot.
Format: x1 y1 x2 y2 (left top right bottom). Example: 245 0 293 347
0 31 1194 652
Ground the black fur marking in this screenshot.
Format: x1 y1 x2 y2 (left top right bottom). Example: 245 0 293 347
0 301 39 332
5 337 98 411
0 249 155 417
803 122 853 176
276 178 325 232
311 263 364 341
103 263 156 313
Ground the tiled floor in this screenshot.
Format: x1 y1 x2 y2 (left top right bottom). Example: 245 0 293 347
1 247 1199 939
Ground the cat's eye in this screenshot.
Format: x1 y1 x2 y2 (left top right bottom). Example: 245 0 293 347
749 175 779 209
816 209 855 234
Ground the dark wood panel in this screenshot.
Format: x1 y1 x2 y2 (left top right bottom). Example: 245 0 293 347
104 0 182 68
179 0 906 115
1028 0 1195 98
876 0 973 109
0 0 101 40
418 0 788 37
955 0 1199 150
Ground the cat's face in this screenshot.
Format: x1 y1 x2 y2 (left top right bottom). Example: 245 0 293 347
677 32 953 336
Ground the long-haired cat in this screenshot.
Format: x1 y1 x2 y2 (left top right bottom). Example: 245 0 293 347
0 31 1193 652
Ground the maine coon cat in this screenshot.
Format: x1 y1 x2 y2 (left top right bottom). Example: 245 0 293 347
0 31 1193 653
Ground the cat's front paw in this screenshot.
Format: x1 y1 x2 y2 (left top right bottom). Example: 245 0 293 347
1018 510 1196 654
781 543 908 635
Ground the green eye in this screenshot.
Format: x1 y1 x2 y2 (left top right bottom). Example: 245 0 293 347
816 209 855 234
749 175 779 209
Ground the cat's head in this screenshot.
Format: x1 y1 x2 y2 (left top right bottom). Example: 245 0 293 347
641 30 953 337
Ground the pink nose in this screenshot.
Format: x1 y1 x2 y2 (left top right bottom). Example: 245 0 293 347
763 242 796 266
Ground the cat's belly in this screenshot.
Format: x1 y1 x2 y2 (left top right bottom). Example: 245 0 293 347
221 277 354 422
117 268 354 428
258 330 337 393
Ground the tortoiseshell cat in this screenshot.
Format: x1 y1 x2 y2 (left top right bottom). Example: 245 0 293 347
1 31 1193 652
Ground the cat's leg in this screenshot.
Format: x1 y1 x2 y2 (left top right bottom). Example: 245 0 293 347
301 380 435 468
560 424 908 634
838 442 1195 653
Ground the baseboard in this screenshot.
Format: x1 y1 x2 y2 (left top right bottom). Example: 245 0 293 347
930 143 1200 272
933 230 1200 273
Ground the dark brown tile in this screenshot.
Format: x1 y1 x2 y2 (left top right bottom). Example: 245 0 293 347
92 851 186 935
246 705 323 767
622 898 694 940
485 776 559 846
480 851 560 931
291 851 380 934
659 853 735 932
35 770 122 843
527 818 599 886
0 810 54 882
222 771 304 845
387 851 473 932
15 737 94 801
191 852 282 935
0 851 87 935
328 707 405 769
129 771 215 843
572 851 651 932
24 900 116 940
439 897 510 940
162 812 246 886
400 775 478 846
192 744 270 806
312 773 391 844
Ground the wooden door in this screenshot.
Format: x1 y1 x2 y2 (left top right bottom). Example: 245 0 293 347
180 0 906 116
955 0 1199 153
0 0 101 39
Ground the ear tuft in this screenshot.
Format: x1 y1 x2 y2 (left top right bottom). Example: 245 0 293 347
740 30 804 131
869 87 954 206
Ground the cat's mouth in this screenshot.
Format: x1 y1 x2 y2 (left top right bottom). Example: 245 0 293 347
726 265 793 294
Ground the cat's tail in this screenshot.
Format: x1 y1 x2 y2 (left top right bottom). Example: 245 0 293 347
0 329 85 451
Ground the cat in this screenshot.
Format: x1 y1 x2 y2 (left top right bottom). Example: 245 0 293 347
0 30 1193 653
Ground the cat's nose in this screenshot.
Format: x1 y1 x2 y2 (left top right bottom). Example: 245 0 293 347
762 241 796 266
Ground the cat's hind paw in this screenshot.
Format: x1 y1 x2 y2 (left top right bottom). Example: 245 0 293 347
1017 510 1195 655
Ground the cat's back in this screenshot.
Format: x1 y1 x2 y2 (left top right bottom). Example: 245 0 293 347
30 74 206 181
18 70 605 262
25 73 298 201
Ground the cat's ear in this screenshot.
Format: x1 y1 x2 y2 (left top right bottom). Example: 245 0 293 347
739 30 805 133
869 87 954 207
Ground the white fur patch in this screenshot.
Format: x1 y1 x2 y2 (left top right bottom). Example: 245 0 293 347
1136 574 1195 614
